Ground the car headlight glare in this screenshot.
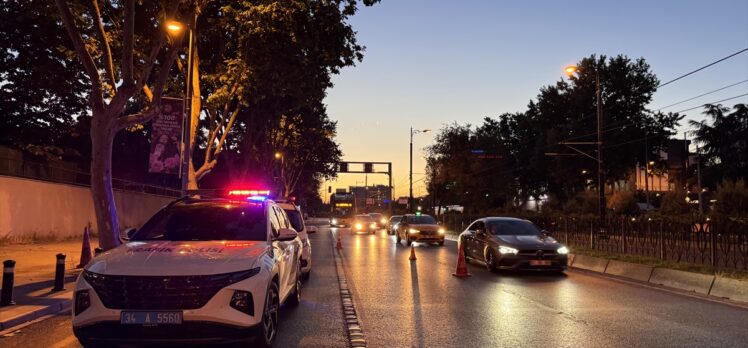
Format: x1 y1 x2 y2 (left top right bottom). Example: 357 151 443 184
408 228 418 234
438 228 445 234
498 246 518 255
380 218 387 224
370 223 376 229
355 223 363 230
557 246 569 255
331 218 338 225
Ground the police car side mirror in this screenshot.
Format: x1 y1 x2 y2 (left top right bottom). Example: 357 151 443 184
277 228 298 242
121 227 137 242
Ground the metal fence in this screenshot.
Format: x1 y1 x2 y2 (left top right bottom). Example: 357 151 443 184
0 156 181 197
439 213 748 271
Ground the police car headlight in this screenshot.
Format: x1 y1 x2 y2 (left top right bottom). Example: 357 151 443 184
230 290 254 316
557 246 569 255
74 290 91 315
498 246 518 255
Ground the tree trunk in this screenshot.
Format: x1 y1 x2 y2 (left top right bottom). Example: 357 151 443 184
90 114 120 250
187 45 201 190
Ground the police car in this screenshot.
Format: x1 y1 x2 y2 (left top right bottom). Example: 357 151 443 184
72 190 303 347
276 200 312 279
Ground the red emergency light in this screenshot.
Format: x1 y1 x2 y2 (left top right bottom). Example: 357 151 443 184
227 189 271 197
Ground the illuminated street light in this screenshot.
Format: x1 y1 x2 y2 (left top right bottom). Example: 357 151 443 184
409 128 431 213
275 152 282 160
564 65 578 77
165 20 185 36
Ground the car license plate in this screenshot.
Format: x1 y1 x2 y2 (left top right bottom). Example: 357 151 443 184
530 260 552 266
120 311 182 325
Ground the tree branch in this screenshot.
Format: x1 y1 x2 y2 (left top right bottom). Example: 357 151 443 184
54 0 105 111
121 0 135 87
89 0 117 91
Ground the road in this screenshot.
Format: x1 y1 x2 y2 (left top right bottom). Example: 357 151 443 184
3 225 748 347
332 226 748 348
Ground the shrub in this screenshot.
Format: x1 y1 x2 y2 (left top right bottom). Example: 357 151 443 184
659 186 691 216
607 189 640 216
714 179 748 218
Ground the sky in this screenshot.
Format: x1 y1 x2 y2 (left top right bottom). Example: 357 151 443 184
320 0 748 201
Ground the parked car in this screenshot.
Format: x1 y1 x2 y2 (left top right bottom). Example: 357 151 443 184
277 201 313 279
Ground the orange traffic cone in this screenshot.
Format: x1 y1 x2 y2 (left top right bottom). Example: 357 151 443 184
409 245 417 261
452 245 471 278
76 225 93 268
336 235 343 250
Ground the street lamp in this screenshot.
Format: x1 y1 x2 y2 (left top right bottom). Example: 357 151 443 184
410 128 431 213
564 64 606 220
166 17 195 195
274 152 285 197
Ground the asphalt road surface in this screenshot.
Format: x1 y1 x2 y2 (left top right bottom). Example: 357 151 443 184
3 225 748 348
0 228 347 348
332 226 748 348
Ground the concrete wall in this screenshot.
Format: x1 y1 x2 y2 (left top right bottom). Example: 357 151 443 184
0 175 174 241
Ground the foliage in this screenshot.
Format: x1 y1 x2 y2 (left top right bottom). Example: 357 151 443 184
690 104 748 186
607 189 640 216
659 186 691 216
562 190 599 216
713 179 748 218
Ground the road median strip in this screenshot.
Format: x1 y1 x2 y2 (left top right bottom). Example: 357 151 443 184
569 254 748 305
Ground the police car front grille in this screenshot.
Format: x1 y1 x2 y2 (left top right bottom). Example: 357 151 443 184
83 268 259 310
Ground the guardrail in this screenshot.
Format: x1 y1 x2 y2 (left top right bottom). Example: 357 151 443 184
0 156 180 197
439 213 748 271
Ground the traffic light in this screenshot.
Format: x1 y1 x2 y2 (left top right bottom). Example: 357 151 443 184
339 162 348 172
364 163 373 173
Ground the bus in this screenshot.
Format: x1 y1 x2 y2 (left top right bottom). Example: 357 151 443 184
330 192 356 227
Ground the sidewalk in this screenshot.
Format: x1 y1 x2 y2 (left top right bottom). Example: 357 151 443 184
0 240 95 333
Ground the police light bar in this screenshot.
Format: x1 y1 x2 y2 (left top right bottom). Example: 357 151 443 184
228 189 271 197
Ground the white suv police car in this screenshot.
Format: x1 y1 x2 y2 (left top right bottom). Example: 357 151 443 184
276 200 312 279
72 193 303 347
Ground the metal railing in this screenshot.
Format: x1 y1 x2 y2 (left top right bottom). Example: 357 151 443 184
439 213 748 271
0 156 181 197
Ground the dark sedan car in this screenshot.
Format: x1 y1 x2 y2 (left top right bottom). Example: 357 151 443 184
458 217 568 272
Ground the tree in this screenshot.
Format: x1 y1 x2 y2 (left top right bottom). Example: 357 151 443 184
690 104 748 186
0 0 88 153
55 0 189 249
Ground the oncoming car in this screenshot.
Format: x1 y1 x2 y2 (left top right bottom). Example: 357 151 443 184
277 200 312 279
367 212 386 228
72 194 303 347
458 217 568 272
387 215 402 235
396 214 445 246
352 214 377 234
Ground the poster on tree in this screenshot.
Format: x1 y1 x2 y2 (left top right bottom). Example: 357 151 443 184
149 97 183 174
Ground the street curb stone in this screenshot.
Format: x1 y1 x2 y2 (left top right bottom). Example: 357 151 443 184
571 254 609 273
331 230 367 348
648 268 715 294
604 260 654 282
0 292 71 333
709 276 748 302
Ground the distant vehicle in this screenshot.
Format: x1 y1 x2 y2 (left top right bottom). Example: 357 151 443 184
367 212 386 228
72 190 303 347
458 217 569 273
277 201 312 279
352 214 377 234
387 215 402 235
396 214 445 246
330 192 356 227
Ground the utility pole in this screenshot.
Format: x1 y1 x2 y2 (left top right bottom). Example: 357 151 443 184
409 127 414 213
696 142 704 215
596 69 606 221
644 129 650 210
179 13 196 195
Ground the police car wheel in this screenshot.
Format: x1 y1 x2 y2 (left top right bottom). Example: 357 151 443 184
287 263 302 307
255 282 279 347
302 269 311 281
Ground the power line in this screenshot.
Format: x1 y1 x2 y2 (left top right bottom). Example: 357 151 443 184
674 93 748 114
658 48 748 88
655 80 748 110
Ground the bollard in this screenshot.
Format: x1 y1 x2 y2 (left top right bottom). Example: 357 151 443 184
53 253 66 292
1 260 16 306
94 247 104 257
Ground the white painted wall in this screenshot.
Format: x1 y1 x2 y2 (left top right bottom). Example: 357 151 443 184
0 175 174 241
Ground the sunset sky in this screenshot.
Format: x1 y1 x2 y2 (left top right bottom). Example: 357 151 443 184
320 0 748 201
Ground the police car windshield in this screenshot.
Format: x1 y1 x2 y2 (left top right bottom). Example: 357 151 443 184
285 209 304 232
486 220 541 236
132 203 267 241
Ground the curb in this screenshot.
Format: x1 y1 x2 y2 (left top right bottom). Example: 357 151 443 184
330 230 367 348
568 254 748 304
0 291 72 333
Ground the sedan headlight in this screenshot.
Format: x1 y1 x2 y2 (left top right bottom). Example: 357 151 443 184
557 246 569 255
380 218 387 224
498 246 518 255
331 218 338 225
438 228 445 234
370 223 376 229
408 228 418 234
355 223 363 230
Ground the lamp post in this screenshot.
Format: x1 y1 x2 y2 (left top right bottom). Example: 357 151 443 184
166 17 195 195
564 64 606 220
410 127 431 213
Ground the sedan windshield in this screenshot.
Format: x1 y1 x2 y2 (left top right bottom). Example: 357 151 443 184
132 203 267 241
355 215 373 222
405 215 436 224
486 220 541 236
